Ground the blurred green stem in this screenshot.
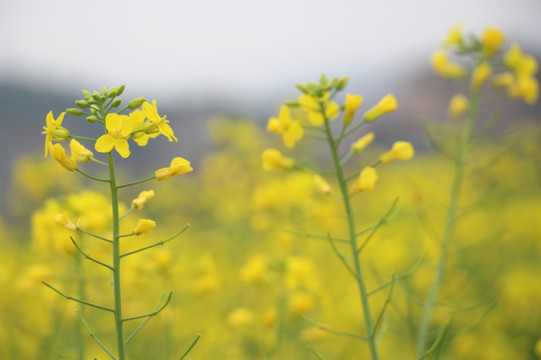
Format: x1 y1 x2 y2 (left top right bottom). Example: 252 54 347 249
321 106 379 360
416 92 480 356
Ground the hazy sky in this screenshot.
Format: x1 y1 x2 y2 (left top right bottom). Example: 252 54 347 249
1 0 540 102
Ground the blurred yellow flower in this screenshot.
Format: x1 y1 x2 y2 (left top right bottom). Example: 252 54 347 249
448 94 469 117
430 50 467 79
132 218 156 235
350 166 378 194
49 143 77 171
42 111 68 157
131 190 155 210
343 93 363 126
262 307 278 328
227 307 254 328
313 175 331 195
482 26 505 57
95 113 133 158
507 75 539 105
262 149 295 171
380 141 414 164
267 106 304 148
142 100 178 142
53 213 78 231
155 157 193 181
492 72 514 88
300 326 328 342
443 22 464 47
351 132 374 153
288 291 315 314
471 62 492 92
534 338 541 358
240 255 268 283
69 139 93 162
299 93 339 126
363 94 397 122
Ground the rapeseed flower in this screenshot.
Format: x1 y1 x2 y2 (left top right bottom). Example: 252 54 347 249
471 62 492 92
129 109 159 146
53 213 78 231
131 190 155 210
267 106 304 148
430 51 467 79
132 218 156 235
42 111 69 157
142 100 178 142
448 94 469 117
155 157 193 181
351 132 375 153
380 141 414 163
262 149 295 171
363 94 398 122
49 143 77 171
350 166 378 194
298 93 339 126
482 27 505 57
95 113 133 158
443 23 464 47
343 93 363 126
69 139 93 162
313 175 331 195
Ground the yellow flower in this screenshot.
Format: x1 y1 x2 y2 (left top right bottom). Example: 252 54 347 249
343 93 363 126
363 94 398 122
448 94 469 117
504 43 522 70
350 166 378 194
49 143 77 171
95 113 133 158
227 307 254 328
298 93 339 126
351 132 375 153
155 157 193 181
54 213 78 231
267 106 304 148
430 50 467 79
129 109 159 146
262 149 295 171
132 218 156 235
142 100 178 142
313 175 331 195
443 22 464 47
131 190 155 210
508 75 539 105
240 255 268 283
380 141 414 164
288 291 315 314
492 72 514 88
482 27 505 57
70 139 93 162
42 111 69 157
471 62 492 92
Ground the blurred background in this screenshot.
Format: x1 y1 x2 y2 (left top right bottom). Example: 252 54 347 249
1 0 540 207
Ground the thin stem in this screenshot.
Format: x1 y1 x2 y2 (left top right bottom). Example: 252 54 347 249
284 229 349 243
90 157 109 167
108 151 126 360
76 168 110 183
70 135 97 143
178 334 201 360
321 104 379 359
416 93 480 356
70 236 113 270
122 292 172 321
77 310 117 360
297 312 368 341
41 281 114 312
78 227 112 243
119 206 135 221
120 224 190 258
123 293 173 344
117 176 156 189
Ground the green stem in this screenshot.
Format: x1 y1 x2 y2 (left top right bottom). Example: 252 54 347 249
117 176 156 189
416 93 480 356
108 151 126 360
70 135 97 142
321 106 379 360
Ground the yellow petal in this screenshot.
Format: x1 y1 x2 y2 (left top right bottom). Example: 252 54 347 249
114 139 131 158
95 134 115 153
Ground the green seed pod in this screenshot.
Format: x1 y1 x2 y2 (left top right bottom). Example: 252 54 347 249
86 115 98 123
111 98 122 108
66 108 83 116
116 84 125 96
75 100 88 108
336 76 349 91
82 89 92 100
128 97 146 109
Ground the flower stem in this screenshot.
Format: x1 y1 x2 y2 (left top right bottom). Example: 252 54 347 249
322 108 379 360
108 151 126 360
416 92 480 356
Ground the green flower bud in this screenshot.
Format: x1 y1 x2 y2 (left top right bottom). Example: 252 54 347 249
336 76 349 91
111 98 122 108
82 89 92 100
75 100 88 108
116 84 125 96
320 73 328 85
90 107 99 115
128 97 146 109
101 86 107 96
92 91 100 101
285 101 300 108
86 115 98 123
296 84 308 93
66 108 83 116
107 87 117 98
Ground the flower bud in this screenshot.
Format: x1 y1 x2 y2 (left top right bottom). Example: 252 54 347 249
343 93 363 126
350 167 378 194
50 143 77 171
313 175 331 195
336 76 349 91
101 86 107 96
116 84 126 96
54 213 78 231
380 141 414 164
66 108 83 116
261 149 295 171
285 101 300 108
447 94 469 117
132 219 156 235
351 132 374 153
75 100 88 108
82 89 92 100
107 87 117 98
471 62 492 93
92 91 100 101
364 94 398 122
296 84 308 93
132 190 155 210
86 115 98 123
111 98 122 108
128 97 146 109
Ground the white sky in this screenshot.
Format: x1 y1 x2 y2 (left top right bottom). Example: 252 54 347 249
1 0 540 102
